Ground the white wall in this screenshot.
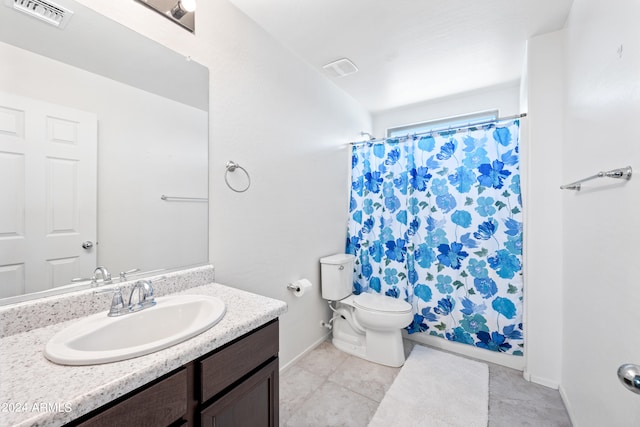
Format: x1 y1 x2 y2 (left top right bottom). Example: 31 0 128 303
521 31 564 389
372 82 520 139
73 0 371 368
205 1 371 368
0 41 208 278
561 0 640 424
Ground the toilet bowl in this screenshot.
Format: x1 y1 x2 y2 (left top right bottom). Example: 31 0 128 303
353 293 413 330
320 254 413 367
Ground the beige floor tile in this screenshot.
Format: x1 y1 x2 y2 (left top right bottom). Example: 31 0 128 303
328 355 400 402
284 381 379 427
280 340 573 427
279 365 326 424
489 397 572 427
295 340 349 378
488 364 572 426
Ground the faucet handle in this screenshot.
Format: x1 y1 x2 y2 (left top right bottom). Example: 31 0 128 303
71 276 97 284
119 268 140 282
107 288 128 317
94 286 127 317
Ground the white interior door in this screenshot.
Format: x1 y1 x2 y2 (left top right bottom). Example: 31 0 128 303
0 92 97 297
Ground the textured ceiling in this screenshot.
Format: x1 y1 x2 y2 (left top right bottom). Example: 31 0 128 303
228 0 573 113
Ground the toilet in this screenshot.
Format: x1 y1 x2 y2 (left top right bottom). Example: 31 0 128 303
320 253 413 367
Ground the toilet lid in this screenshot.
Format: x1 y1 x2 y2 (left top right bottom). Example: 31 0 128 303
353 293 412 313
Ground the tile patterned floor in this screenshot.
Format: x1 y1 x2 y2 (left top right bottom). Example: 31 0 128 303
279 340 572 427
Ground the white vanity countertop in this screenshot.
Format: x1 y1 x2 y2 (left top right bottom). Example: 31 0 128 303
0 283 287 427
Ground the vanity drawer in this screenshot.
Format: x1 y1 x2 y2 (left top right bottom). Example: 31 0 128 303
200 320 278 402
75 368 187 427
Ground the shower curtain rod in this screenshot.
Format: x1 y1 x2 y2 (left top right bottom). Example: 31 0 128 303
350 113 527 146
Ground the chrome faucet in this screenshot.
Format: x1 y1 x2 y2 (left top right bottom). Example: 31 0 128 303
92 266 112 285
102 278 163 317
127 280 156 312
105 280 156 317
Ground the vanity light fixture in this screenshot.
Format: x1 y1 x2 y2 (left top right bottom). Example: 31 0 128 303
135 0 196 32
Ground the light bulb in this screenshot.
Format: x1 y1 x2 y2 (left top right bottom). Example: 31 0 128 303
180 0 196 13
171 0 196 19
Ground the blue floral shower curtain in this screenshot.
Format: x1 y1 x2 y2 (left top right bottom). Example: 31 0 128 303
346 120 524 355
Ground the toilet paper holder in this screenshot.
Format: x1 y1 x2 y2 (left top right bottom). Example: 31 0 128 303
287 283 301 292
287 279 312 297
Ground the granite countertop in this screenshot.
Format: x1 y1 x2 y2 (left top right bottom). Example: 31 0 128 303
0 283 287 427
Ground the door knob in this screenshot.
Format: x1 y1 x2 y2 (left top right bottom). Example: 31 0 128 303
618 364 640 394
82 241 94 250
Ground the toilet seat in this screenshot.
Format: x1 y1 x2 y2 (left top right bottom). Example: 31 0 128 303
353 293 412 314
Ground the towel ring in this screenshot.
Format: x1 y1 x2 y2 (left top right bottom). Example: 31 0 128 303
225 161 251 193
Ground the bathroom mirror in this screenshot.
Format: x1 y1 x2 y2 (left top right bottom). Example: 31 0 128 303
0 0 209 305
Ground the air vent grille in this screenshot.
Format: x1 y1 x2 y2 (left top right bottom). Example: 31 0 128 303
322 58 359 78
5 0 74 28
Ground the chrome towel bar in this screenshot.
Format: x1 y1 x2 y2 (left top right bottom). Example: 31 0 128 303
560 166 632 191
160 195 208 202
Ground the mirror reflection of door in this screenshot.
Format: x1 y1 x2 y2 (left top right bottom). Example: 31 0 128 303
0 92 97 297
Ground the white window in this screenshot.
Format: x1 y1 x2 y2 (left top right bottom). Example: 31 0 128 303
386 110 498 138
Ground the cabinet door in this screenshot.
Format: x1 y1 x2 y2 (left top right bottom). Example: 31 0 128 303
200 358 278 427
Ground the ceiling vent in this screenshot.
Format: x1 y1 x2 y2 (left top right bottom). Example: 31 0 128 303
322 58 358 78
5 0 74 29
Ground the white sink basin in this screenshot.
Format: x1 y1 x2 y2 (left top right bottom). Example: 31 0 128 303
44 294 226 366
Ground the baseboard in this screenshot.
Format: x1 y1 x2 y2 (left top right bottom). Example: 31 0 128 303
279 332 330 374
405 332 525 370
558 384 576 426
523 370 559 389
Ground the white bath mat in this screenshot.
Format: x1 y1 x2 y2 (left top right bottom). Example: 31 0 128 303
368 345 489 427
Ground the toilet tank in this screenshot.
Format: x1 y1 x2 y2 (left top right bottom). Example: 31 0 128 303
320 253 356 300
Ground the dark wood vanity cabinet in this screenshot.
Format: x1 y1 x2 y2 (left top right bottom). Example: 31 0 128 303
198 319 279 427
200 358 278 427
67 320 279 427
74 368 189 427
